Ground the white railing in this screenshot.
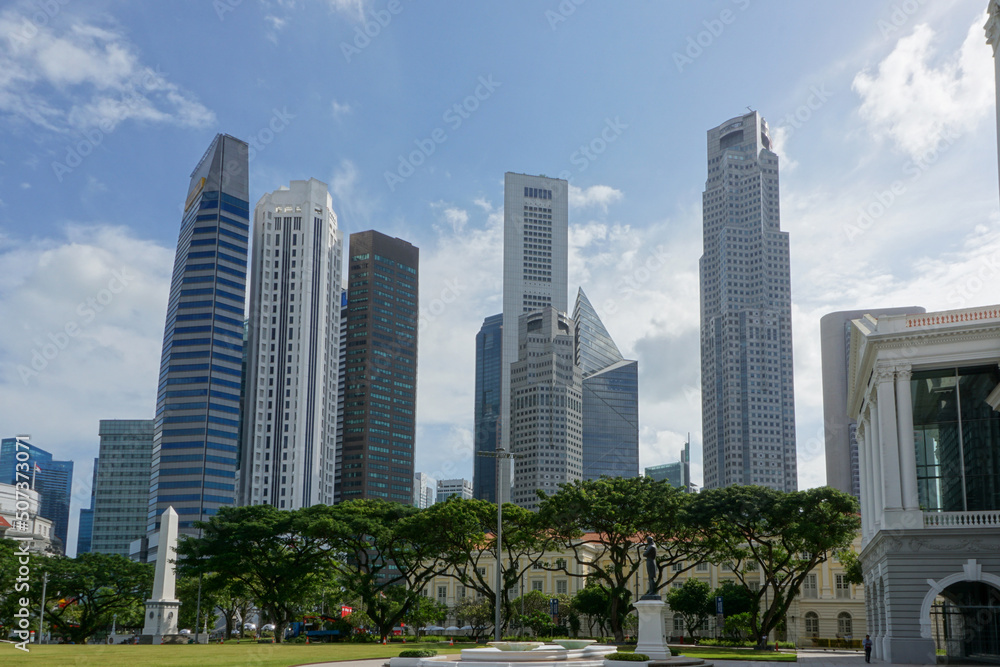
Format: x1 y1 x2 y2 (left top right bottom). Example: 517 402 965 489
923 510 1000 528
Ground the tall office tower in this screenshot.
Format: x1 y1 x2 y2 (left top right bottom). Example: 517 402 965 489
239 179 343 509
0 436 73 553
574 289 639 480
820 307 923 498
333 289 348 503
472 313 502 502
148 134 249 552
502 173 569 504
76 457 98 555
93 420 153 555
700 111 797 491
988 0 1000 199
340 231 419 503
413 471 434 508
510 308 583 510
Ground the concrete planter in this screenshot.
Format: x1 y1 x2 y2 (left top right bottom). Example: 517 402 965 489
605 660 650 667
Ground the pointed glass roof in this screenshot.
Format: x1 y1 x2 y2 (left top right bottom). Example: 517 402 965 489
573 287 623 377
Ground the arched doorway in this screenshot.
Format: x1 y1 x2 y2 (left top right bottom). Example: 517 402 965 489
929 581 1000 663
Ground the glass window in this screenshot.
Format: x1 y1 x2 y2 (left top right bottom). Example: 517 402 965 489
838 612 852 636
803 573 818 598
805 612 819 636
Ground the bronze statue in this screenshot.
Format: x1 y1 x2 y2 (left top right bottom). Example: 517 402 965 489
642 536 657 597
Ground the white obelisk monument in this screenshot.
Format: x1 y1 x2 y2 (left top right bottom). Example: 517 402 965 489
141 506 181 643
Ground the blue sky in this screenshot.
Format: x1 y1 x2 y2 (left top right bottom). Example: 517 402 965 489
1 0 997 555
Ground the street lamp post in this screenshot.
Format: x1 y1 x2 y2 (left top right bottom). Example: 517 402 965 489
477 444 520 641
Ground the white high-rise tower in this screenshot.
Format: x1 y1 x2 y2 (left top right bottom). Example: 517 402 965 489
240 178 343 508
700 111 797 491
501 172 569 503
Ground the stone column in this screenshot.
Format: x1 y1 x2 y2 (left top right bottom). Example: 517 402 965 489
634 599 671 660
875 364 903 512
867 397 883 530
895 364 920 511
857 421 873 539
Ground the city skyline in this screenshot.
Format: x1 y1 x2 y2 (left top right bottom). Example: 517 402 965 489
0 2 997 554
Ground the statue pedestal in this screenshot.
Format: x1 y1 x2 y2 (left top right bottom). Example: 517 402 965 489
635 597 671 660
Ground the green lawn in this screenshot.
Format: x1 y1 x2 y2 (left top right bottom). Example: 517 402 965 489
668 645 797 662
0 640 469 667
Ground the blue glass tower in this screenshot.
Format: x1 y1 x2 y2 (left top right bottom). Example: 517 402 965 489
75 457 98 555
472 313 502 502
0 436 74 554
147 134 249 549
573 289 639 480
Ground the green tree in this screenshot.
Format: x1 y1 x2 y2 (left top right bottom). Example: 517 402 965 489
537 477 710 642
712 579 757 620
402 596 447 635
571 579 623 638
453 597 493 640
421 497 554 635
690 485 861 648
0 538 22 631
666 578 711 638
176 504 332 643
838 549 864 586
299 500 450 642
33 552 152 644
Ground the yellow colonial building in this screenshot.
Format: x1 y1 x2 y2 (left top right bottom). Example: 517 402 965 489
425 535 865 647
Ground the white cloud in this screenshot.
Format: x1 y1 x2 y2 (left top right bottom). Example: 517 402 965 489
331 98 352 118
852 14 993 159
326 0 368 21
0 10 215 133
569 183 623 211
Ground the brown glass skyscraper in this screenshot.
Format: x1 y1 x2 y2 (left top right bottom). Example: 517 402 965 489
339 231 419 503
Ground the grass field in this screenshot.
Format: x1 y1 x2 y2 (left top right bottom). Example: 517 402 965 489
0 641 797 666
0 640 468 667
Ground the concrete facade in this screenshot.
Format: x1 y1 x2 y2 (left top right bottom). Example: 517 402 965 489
847 306 1000 664
821 308 923 498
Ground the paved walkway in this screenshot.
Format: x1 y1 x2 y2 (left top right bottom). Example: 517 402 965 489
295 647 933 667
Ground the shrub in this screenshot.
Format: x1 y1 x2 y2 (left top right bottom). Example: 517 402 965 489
400 649 439 658
606 652 650 661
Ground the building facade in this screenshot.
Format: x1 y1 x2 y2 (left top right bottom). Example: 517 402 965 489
147 134 249 553
473 313 503 503
334 288 348 503
574 288 639 480
510 308 583 510
848 306 1000 664
646 439 692 491
437 478 473 503
502 173 569 504
414 472 435 508
821 308 923 499
240 179 343 509
0 436 73 554
340 231 419 504
76 458 98 555
0 483 58 555
92 419 153 556
699 111 797 492
424 535 865 646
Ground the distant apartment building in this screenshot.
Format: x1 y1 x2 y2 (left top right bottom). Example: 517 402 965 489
93 420 153 556
645 439 692 491
76 458 98 555
0 435 73 554
436 478 473 503
240 178 343 508
413 472 434 508
340 231 419 503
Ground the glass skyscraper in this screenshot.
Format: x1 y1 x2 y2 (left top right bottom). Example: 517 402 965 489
75 457 98 555
574 289 638 480
472 313 502 502
0 436 73 554
700 111 797 491
148 134 249 552
340 231 419 503
93 420 153 556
